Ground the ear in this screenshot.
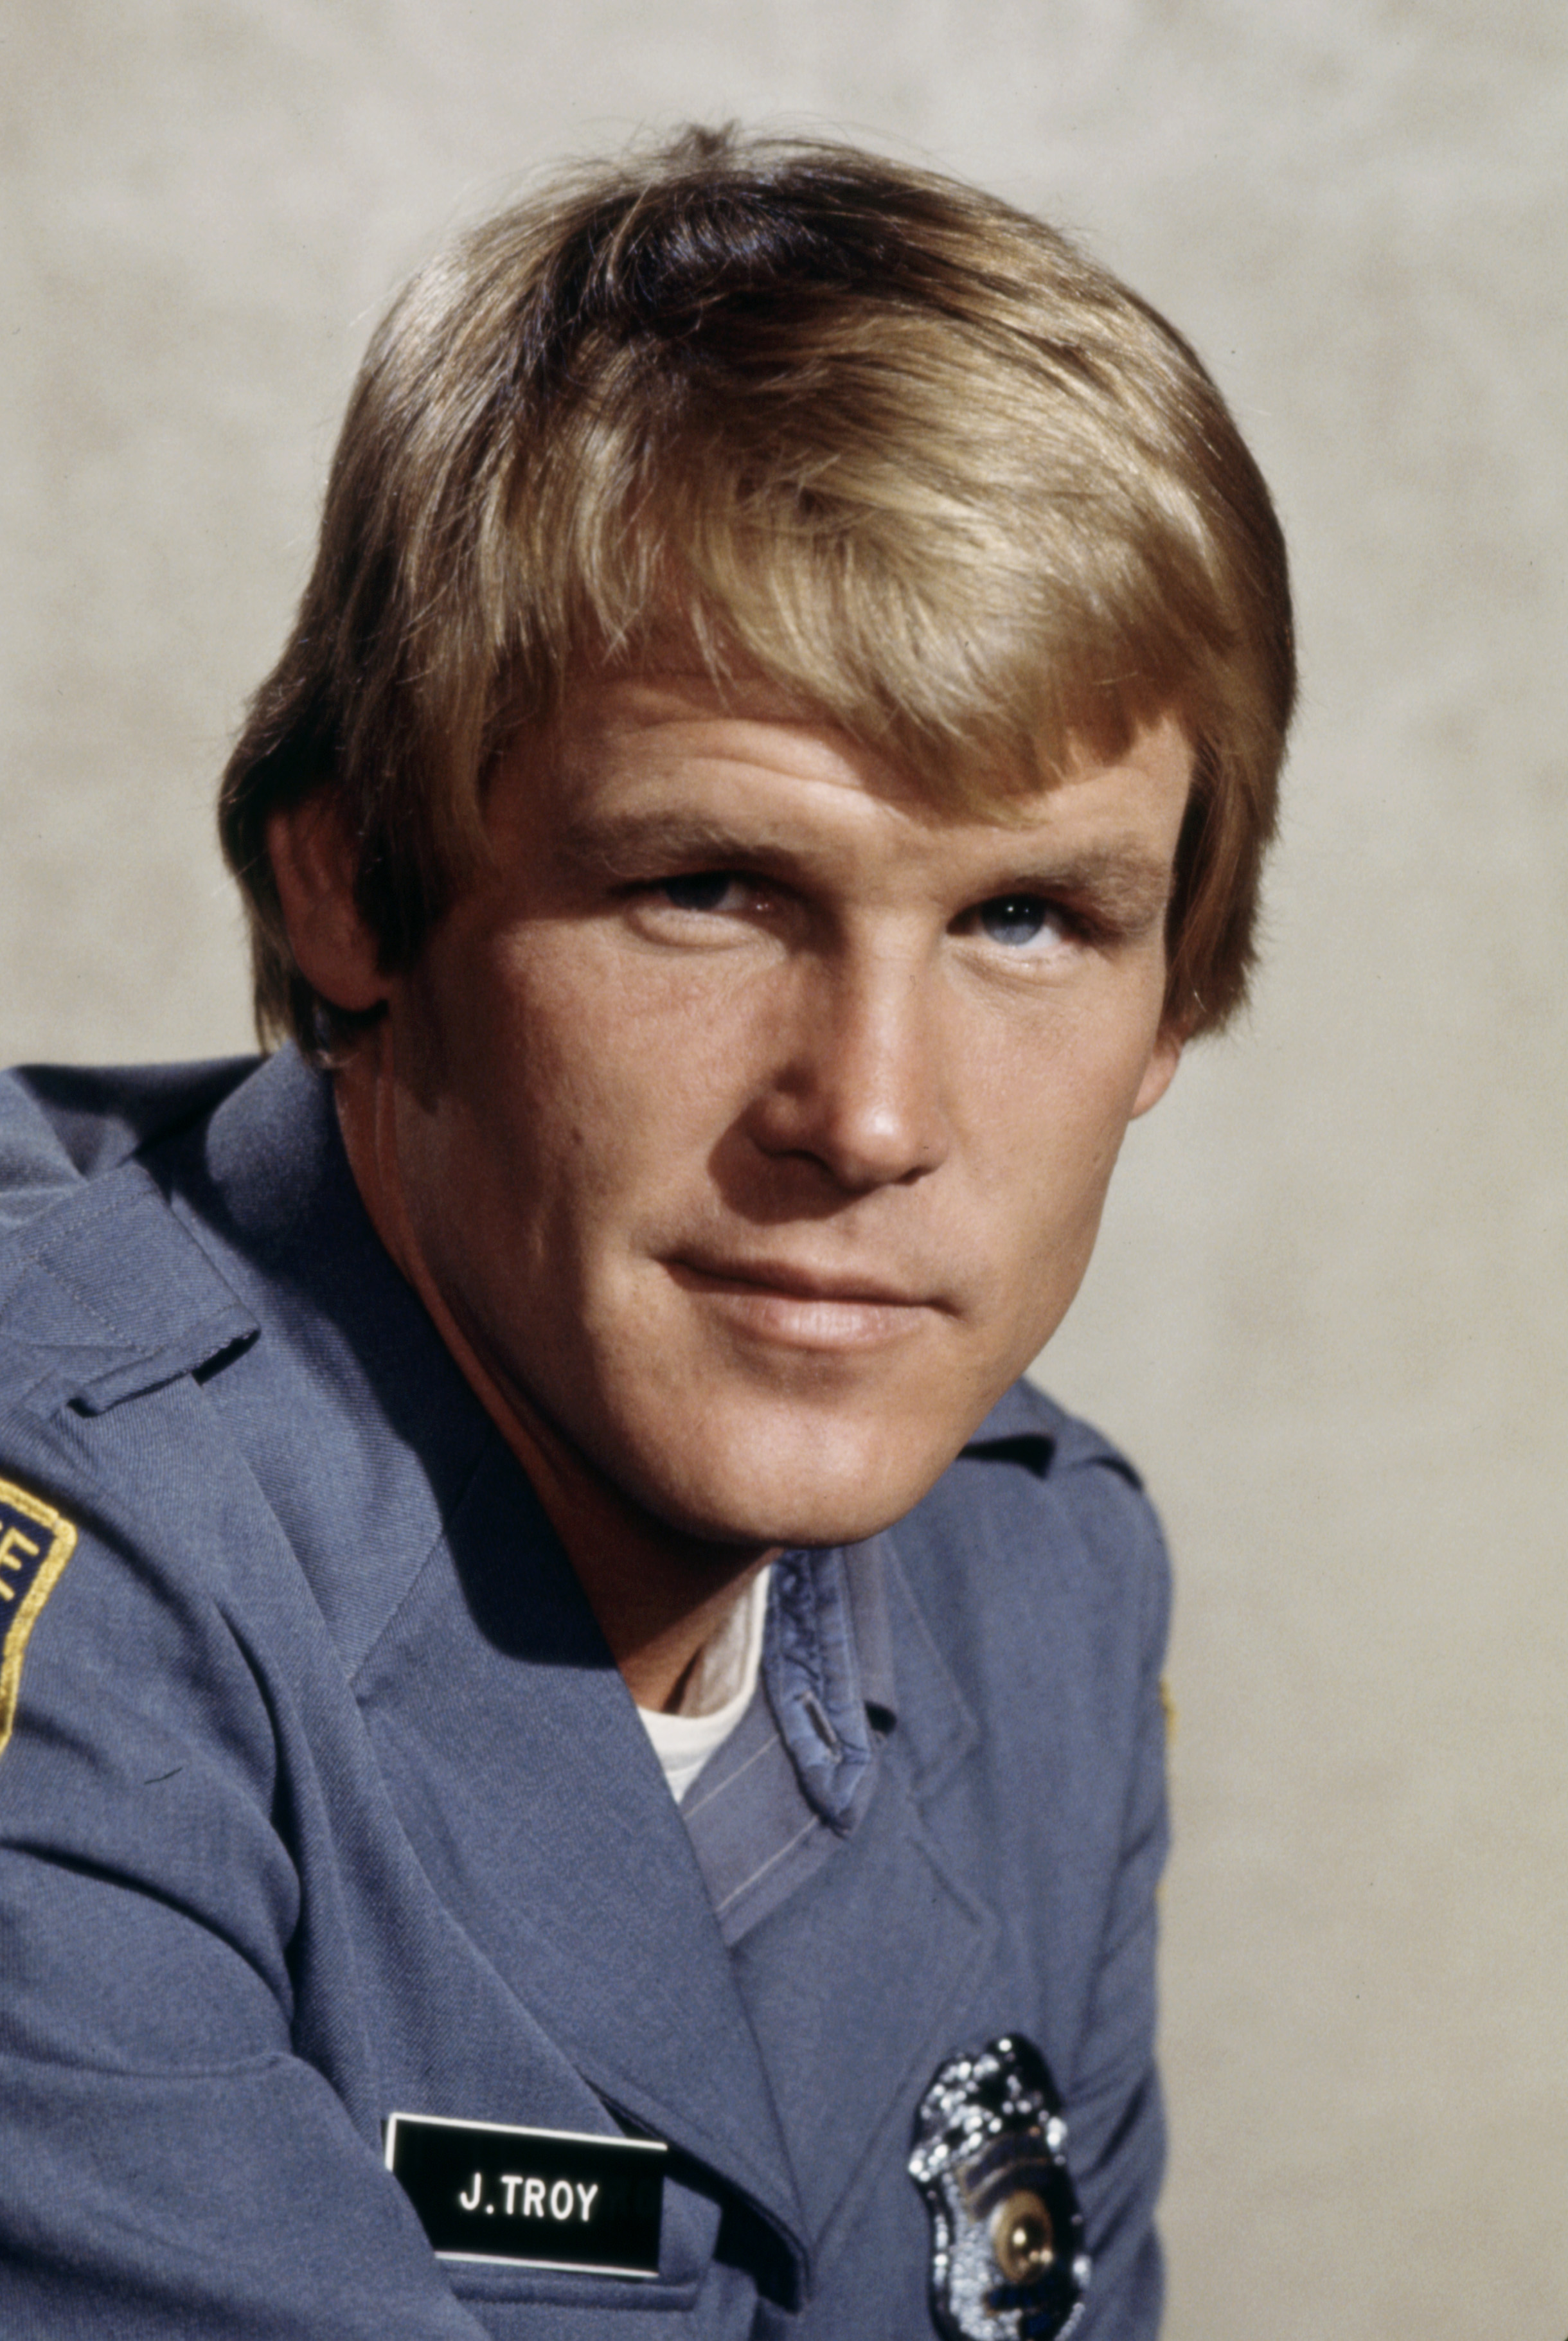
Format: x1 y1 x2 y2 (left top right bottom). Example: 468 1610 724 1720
1130 1019 1185 1120
265 797 388 1015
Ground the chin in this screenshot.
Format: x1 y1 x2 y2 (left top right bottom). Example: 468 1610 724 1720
630 1405 961 1553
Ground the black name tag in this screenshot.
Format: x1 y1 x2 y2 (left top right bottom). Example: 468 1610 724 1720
384 2112 666 2279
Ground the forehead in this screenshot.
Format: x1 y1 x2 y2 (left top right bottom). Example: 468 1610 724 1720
483 672 1194 929
539 668 1191 829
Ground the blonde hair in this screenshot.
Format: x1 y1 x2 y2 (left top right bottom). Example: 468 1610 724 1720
219 125 1294 1047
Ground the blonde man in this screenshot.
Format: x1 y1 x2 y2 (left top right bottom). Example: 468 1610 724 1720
0 129 1290 2340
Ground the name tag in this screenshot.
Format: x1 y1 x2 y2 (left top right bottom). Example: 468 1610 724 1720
384 2111 666 2279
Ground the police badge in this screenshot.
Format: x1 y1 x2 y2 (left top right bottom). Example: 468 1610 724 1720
908 2035 1089 2341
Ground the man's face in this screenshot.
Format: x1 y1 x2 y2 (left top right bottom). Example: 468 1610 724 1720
381 675 1189 1549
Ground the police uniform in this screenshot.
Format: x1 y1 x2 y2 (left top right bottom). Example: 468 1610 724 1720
0 1046 1169 2338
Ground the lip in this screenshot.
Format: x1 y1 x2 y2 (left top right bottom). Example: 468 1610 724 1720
666 1256 940 1351
673 1256 932 1306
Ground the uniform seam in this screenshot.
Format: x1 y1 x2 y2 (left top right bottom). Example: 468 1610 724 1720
348 1425 508 1693
0 1170 168 1274
712 1813 823 1914
681 1727 783 1818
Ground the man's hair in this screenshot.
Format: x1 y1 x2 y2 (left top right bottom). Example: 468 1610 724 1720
219 125 1294 1050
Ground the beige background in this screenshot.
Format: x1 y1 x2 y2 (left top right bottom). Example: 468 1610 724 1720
4 4 1566 2333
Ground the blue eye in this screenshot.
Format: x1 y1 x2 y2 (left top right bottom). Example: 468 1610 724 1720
976 894 1062 947
659 872 736 912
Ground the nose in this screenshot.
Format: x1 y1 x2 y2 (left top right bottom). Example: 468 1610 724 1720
745 945 952 1192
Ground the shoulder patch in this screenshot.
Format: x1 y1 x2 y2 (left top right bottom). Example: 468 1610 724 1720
0 1476 77 1756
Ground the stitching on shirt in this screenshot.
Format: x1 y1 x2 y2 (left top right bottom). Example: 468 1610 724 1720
713 1814 822 1914
1 1175 174 1303
681 1727 783 1819
9 1258 132 1346
348 1425 504 1691
683 1730 780 1814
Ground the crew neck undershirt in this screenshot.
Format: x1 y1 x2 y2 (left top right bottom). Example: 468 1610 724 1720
637 1565 771 1804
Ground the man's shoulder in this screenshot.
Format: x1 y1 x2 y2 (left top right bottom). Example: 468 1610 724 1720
0 1049 496 1689
890 1373 1171 1666
960 1374 1146 1490
0 1058 265 1410
0 1057 259 1230
949 1375 1159 1551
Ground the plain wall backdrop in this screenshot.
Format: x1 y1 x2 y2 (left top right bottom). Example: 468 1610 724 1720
4 4 1566 2333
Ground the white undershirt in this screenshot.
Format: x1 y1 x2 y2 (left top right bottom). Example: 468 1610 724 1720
637 1566 771 1804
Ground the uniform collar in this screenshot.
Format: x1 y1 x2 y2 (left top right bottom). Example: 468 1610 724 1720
763 1539 895 1831
754 1376 1053 1829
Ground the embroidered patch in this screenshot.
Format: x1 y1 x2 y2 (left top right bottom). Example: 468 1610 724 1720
909 2035 1089 2341
384 2112 666 2279
0 1477 77 1758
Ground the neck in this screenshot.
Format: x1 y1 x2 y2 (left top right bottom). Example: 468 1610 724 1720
332 1035 775 1711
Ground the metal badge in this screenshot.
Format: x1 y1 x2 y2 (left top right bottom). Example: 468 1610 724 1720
908 2036 1089 2341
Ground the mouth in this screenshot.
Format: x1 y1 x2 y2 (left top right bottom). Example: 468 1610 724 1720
665 1256 941 1351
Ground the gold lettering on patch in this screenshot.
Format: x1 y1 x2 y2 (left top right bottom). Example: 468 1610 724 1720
0 1522 41 1599
0 1479 78 1755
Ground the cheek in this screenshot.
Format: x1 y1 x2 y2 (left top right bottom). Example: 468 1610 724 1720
958 1009 1164 1304
416 931 760 1232
967 1004 1158 1184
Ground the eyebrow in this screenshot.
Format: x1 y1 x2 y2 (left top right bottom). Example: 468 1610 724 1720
555 808 1175 929
555 808 814 880
1003 846 1177 930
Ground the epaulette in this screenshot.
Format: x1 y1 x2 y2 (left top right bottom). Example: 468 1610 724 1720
0 1165 256 1420
0 1060 255 1236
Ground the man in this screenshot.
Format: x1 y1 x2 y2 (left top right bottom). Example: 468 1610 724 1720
0 129 1292 2338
